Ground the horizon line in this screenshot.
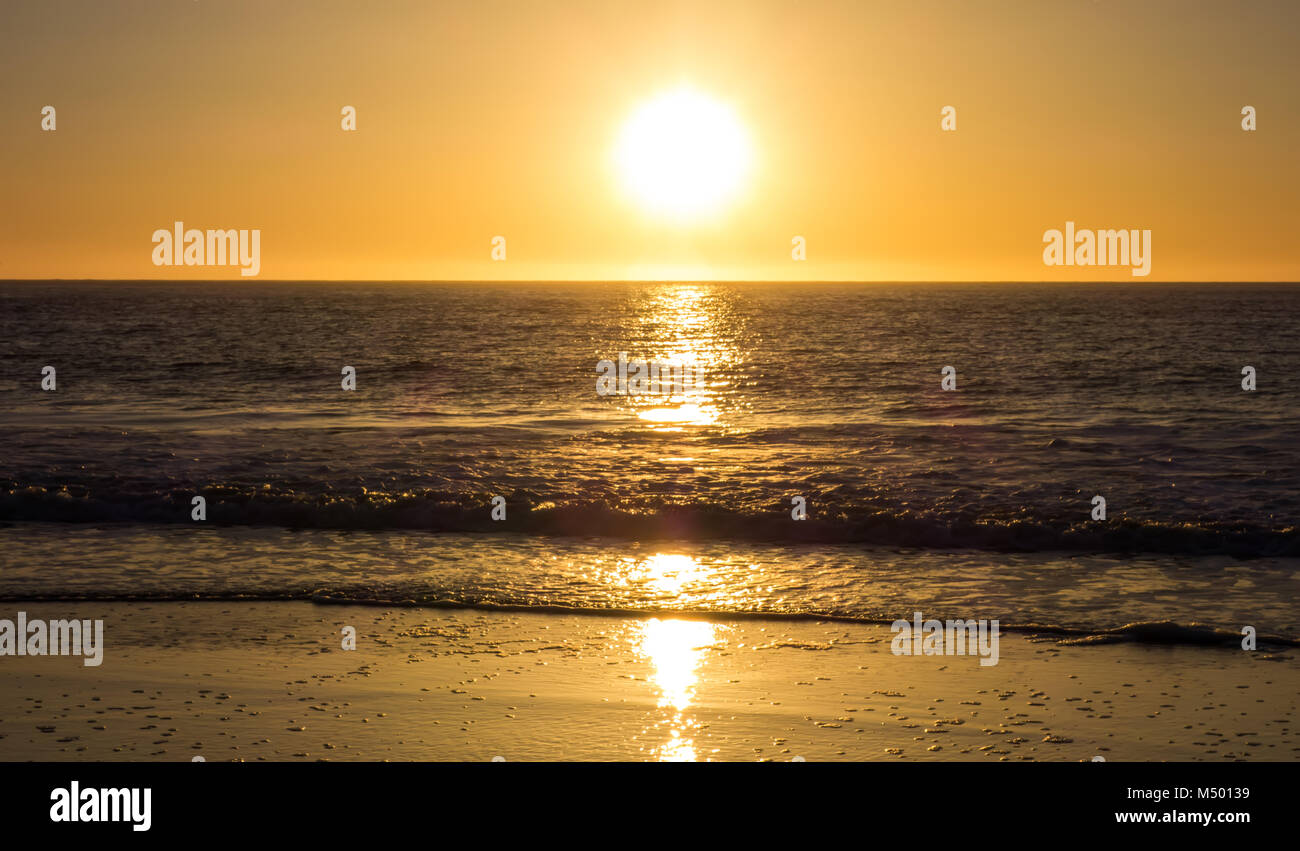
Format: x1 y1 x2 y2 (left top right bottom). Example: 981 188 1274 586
3 279 1299 286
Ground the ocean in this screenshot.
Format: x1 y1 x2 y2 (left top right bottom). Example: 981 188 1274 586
2 281 1297 640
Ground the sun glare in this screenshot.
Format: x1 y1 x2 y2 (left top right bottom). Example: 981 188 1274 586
614 88 753 221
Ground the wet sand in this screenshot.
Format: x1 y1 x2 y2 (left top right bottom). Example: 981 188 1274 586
0 602 1296 761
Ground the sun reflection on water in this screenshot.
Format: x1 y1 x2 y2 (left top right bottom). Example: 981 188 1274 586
636 402 719 426
591 549 756 614
641 552 707 596
621 283 743 430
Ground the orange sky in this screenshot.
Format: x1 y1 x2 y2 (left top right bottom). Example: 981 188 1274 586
2 0 1297 281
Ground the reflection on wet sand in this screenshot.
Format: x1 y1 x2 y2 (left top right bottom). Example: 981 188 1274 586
637 617 720 761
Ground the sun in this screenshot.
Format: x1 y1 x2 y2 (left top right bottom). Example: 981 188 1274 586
614 87 753 221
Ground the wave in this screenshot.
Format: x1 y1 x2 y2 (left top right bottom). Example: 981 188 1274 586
2 487 1298 557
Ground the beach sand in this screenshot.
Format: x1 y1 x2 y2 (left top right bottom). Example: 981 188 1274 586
1 601 1296 762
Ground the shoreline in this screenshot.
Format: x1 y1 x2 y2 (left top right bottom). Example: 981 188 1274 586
3 524 1297 644
1 601 1295 762
4 594 1296 649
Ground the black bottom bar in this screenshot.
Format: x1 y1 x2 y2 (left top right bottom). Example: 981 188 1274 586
2 761 1283 838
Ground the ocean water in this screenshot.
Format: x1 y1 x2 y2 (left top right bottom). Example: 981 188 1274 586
2 281 1298 639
